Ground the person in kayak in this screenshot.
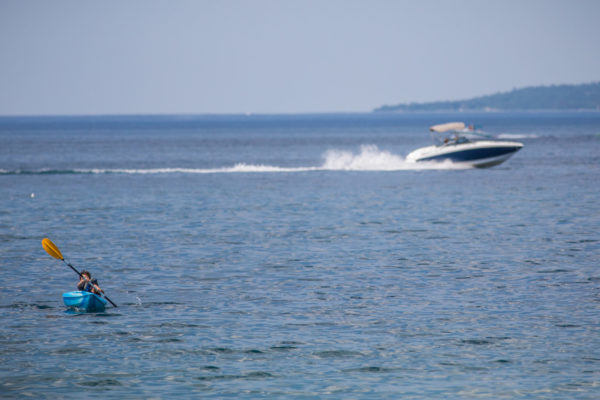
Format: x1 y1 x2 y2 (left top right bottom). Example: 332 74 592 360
77 270 104 295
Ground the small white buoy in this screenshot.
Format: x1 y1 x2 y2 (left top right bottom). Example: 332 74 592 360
30 193 35 198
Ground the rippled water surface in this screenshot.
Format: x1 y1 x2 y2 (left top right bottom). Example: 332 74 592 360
1 113 599 398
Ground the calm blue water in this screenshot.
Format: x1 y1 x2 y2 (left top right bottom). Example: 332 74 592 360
1 112 599 398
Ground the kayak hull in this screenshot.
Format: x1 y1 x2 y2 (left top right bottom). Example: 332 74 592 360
63 291 107 312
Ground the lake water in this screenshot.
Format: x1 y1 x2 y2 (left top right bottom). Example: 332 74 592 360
1 112 599 398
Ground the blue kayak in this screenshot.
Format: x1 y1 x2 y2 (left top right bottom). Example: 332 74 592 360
63 291 107 312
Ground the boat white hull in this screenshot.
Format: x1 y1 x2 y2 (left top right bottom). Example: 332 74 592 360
406 140 523 168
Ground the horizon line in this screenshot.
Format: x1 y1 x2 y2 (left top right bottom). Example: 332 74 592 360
2 109 600 119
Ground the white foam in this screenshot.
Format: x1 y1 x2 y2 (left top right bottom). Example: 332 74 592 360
322 145 407 171
321 145 467 171
496 133 539 139
226 163 316 173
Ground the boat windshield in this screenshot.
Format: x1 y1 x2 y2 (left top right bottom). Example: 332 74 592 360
439 135 471 146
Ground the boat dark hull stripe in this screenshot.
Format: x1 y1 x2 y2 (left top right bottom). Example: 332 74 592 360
417 146 521 163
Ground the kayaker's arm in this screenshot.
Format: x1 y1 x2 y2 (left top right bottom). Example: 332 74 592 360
90 279 104 295
77 277 88 291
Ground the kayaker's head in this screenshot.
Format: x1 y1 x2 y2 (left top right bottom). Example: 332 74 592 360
81 270 91 279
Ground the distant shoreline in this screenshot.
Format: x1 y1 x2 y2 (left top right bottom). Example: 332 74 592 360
374 82 600 113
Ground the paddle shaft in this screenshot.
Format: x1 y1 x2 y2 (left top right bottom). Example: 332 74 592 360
63 260 118 308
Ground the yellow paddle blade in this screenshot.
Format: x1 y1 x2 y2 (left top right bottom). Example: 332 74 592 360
42 238 64 260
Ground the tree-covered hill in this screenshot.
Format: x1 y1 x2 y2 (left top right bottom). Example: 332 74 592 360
375 82 600 112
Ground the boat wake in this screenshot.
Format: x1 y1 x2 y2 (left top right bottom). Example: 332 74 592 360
320 145 467 170
496 133 539 139
0 145 470 175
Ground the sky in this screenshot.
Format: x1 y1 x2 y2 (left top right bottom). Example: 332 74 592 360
1 0 599 115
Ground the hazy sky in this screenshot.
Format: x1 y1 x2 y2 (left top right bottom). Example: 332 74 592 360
1 0 599 115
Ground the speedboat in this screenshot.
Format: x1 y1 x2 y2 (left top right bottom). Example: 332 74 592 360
406 122 523 168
